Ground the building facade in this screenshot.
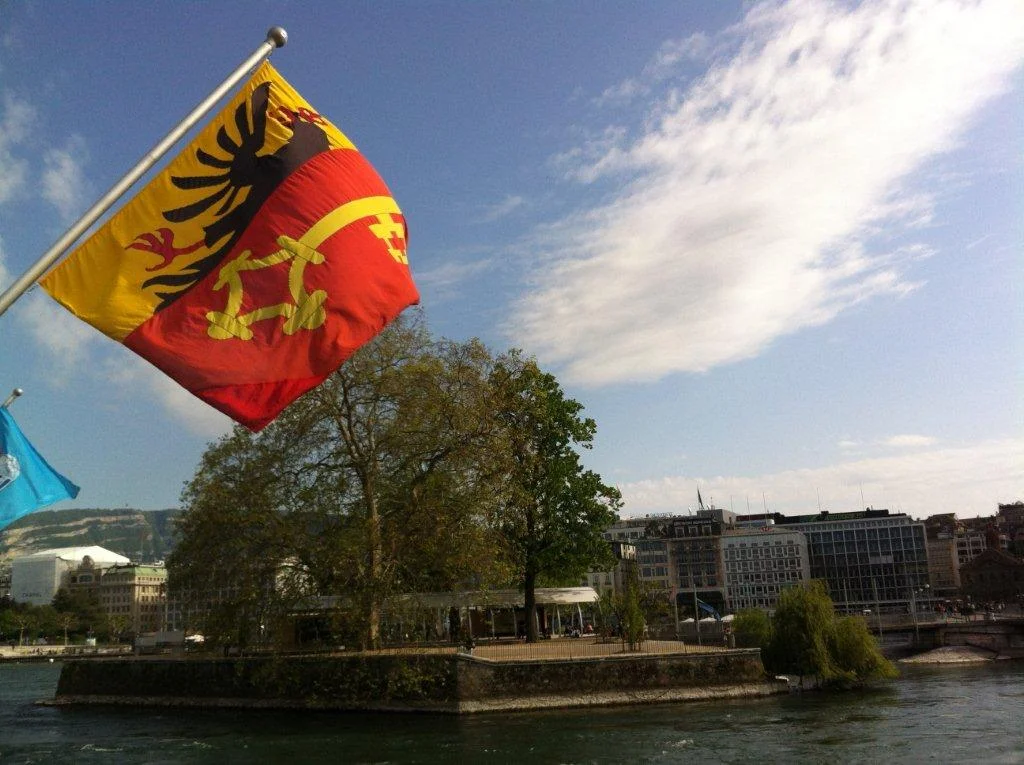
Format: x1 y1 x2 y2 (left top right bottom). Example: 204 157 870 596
67 561 168 636
10 546 130 606
959 549 1024 606
770 509 930 615
721 528 810 612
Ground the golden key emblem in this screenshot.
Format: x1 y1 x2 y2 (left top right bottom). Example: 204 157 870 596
206 196 405 341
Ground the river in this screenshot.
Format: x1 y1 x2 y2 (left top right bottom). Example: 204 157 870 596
1 660 1022 763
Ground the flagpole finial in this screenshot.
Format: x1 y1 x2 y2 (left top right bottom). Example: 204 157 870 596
1 388 23 409
266 27 288 48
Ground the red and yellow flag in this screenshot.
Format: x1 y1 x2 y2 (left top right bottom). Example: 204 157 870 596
42 62 419 431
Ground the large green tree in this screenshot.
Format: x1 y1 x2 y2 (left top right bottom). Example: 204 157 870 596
490 353 620 642
169 314 505 649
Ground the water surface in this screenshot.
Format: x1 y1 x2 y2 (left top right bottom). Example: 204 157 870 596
1 661 1021 763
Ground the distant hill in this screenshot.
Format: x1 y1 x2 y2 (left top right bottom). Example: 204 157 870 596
0 508 182 565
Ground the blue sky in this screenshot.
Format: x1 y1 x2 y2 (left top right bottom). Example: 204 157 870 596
0 0 1020 520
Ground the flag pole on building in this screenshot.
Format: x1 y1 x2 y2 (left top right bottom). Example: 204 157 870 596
1 389 23 410
0 27 288 319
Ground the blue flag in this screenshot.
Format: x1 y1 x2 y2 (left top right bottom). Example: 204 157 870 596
696 598 721 621
0 408 79 529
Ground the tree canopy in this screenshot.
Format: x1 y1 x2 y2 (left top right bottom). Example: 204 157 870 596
168 316 618 648
756 581 897 685
490 353 621 641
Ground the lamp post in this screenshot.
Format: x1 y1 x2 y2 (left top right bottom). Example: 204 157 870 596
910 583 929 645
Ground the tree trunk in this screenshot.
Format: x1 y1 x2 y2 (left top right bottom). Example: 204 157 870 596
366 494 383 650
524 567 538 643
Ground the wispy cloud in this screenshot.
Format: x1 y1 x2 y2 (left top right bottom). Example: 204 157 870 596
618 438 1024 518
15 291 99 385
512 0 1024 386
416 257 496 301
0 235 10 290
101 359 232 438
16 289 230 437
883 434 936 448
41 135 90 221
644 33 710 79
481 194 526 222
841 434 938 451
594 33 710 108
0 92 34 205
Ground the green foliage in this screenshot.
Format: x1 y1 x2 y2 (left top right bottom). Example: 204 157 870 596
766 580 840 679
52 587 108 638
831 616 899 682
618 578 647 651
755 581 897 686
490 353 621 641
732 608 772 649
0 597 101 645
169 313 509 649
170 319 622 651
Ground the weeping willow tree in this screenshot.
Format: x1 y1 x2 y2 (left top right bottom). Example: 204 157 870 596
762 580 897 685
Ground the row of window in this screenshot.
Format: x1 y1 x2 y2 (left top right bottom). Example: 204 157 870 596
726 570 803 585
725 559 801 573
724 546 800 560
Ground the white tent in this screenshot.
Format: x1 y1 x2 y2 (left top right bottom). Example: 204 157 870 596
11 545 130 606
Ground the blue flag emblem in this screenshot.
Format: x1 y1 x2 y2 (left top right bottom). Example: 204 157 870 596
0 408 79 529
0 453 20 491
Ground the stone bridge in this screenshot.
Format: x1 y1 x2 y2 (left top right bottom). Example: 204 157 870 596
876 616 1024 658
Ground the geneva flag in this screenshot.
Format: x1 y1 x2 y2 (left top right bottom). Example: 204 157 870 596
0 409 80 530
42 62 419 431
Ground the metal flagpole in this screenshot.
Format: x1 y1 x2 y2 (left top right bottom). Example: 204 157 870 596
693 589 702 647
1 388 23 409
0 27 289 318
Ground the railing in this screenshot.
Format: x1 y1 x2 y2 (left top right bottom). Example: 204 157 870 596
360 635 732 662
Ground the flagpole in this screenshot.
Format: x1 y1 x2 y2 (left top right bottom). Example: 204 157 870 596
1 388 23 410
0 27 288 318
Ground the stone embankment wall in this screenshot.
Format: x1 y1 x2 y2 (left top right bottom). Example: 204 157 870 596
53 648 780 713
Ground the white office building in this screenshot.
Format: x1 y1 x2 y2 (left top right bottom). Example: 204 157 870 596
10 546 130 606
722 528 810 612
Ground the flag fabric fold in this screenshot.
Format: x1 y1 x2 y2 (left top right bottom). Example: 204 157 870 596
0 408 80 530
41 61 419 431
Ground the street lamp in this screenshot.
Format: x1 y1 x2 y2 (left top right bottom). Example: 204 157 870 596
910 583 929 644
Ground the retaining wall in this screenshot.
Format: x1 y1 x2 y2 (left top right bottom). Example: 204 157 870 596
53 648 781 713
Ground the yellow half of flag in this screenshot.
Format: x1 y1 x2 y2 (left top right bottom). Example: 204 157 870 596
42 61 356 342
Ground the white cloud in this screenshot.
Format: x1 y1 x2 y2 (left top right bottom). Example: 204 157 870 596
0 92 34 205
16 290 98 385
103 360 232 439
643 33 710 79
513 0 1024 386
594 33 710 108
482 194 526 222
0 234 10 290
418 257 495 291
594 78 648 108
883 434 936 448
16 288 229 438
618 437 1024 519
41 135 90 221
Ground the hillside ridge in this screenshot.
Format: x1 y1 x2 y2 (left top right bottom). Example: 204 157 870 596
0 508 181 565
